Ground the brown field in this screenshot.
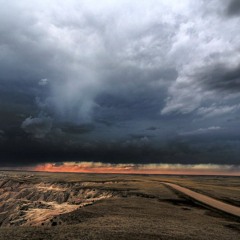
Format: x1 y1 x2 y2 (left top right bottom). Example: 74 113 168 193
0 171 239 240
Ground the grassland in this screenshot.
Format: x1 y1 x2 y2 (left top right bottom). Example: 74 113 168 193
0 171 239 240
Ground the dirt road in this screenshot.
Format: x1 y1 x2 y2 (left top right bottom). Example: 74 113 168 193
162 182 240 218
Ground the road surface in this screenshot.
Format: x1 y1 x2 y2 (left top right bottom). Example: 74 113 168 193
162 182 240 218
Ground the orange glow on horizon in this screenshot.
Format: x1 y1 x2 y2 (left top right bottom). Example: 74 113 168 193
32 162 240 176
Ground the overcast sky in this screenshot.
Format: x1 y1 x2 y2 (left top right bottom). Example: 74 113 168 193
0 0 240 169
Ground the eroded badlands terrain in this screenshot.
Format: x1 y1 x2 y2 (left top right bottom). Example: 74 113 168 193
0 173 122 227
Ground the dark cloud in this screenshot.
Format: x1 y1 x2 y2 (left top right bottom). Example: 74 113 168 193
21 116 52 138
198 63 240 92
1 135 239 167
227 0 240 16
61 123 95 134
146 127 158 131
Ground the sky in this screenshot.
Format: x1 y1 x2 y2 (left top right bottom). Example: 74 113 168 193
0 0 240 174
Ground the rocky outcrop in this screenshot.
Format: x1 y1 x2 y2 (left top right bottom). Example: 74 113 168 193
0 174 120 227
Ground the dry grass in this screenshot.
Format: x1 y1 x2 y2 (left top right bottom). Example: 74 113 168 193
0 171 239 240
152 175 240 206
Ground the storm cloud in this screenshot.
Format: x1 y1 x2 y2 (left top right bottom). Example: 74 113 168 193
21 116 52 138
0 0 240 169
227 0 240 16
